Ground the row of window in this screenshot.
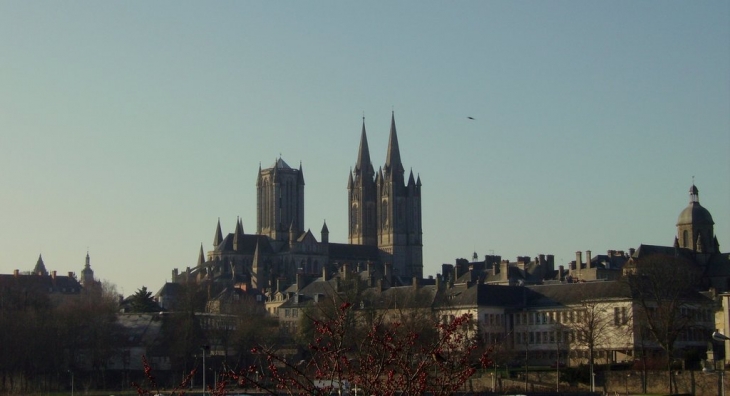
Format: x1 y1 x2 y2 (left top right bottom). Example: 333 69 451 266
484 313 505 326
515 330 585 345
514 310 586 326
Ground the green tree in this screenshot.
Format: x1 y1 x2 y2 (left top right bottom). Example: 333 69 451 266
129 286 160 313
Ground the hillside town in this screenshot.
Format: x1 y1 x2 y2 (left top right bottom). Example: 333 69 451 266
1 118 728 395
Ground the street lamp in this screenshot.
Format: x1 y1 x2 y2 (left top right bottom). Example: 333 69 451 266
625 372 631 396
711 331 730 396
201 345 210 396
68 370 74 396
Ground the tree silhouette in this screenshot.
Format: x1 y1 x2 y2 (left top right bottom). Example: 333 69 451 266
128 286 160 313
231 302 490 396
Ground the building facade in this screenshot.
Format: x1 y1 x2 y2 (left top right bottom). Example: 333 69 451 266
172 114 423 295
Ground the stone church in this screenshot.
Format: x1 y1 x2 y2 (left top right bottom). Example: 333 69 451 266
172 113 423 294
628 183 730 291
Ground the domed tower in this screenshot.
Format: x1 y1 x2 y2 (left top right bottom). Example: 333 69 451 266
676 184 717 254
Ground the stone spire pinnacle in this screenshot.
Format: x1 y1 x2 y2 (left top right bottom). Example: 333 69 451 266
214 218 223 247
234 217 244 251
197 244 205 267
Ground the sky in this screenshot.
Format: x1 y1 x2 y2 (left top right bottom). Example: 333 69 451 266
1 1 728 297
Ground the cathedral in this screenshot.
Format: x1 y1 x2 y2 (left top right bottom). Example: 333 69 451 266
172 113 423 293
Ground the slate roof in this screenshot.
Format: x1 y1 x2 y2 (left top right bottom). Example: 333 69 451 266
116 313 164 349
440 284 528 308
704 253 730 277
213 233 274 255
327 243 382 262
0 273 82 296
526 281 633 307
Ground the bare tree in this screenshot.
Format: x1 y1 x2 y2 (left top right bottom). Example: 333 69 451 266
626 253 707 394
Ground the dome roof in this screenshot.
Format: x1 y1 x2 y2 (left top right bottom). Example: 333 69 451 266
677 202 714 226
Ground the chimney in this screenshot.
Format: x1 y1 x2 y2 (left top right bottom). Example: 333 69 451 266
322 266 329 281
342 264 349 280
586 250 592 268
277 278 283 293
68 271 74 278
412 277 419 290
559 265 565 281
436 274 442 290
629 247 636 256
296 273 303 291
52 270 57 280
500 261 508 279
13 269 19 277
547 255 555 272
576 251 582 269
384 263 392 285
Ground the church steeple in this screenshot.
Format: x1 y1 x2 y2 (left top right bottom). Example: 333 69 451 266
349 117 378 246
384 111 404 179
355 118 374 176
676 183 716 253
33 254 47 276
81 251 95 287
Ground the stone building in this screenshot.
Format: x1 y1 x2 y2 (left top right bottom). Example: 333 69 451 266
172 114 423 298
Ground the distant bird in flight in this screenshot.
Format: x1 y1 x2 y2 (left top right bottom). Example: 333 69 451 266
467 117 475 120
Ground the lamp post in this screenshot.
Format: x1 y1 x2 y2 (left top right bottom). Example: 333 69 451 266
68 370 74 396
708 331 730 396
201 345 210 396
625 372 631 396
556 340 561 392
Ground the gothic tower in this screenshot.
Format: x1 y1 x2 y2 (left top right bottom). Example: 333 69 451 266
257 158 305 243
676 184 718 254
375 113 423 278
348 118 378 245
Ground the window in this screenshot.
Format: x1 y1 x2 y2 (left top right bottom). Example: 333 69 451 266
515 314 521 325
536 332 542 344
614 307 620 326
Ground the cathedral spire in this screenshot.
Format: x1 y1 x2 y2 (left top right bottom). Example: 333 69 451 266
214 218 223 247
33 254 48 276
197 244 205 266
355 118 374 175
385 111 404 176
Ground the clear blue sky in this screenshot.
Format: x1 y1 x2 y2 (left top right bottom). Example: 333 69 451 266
1 1 728 296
